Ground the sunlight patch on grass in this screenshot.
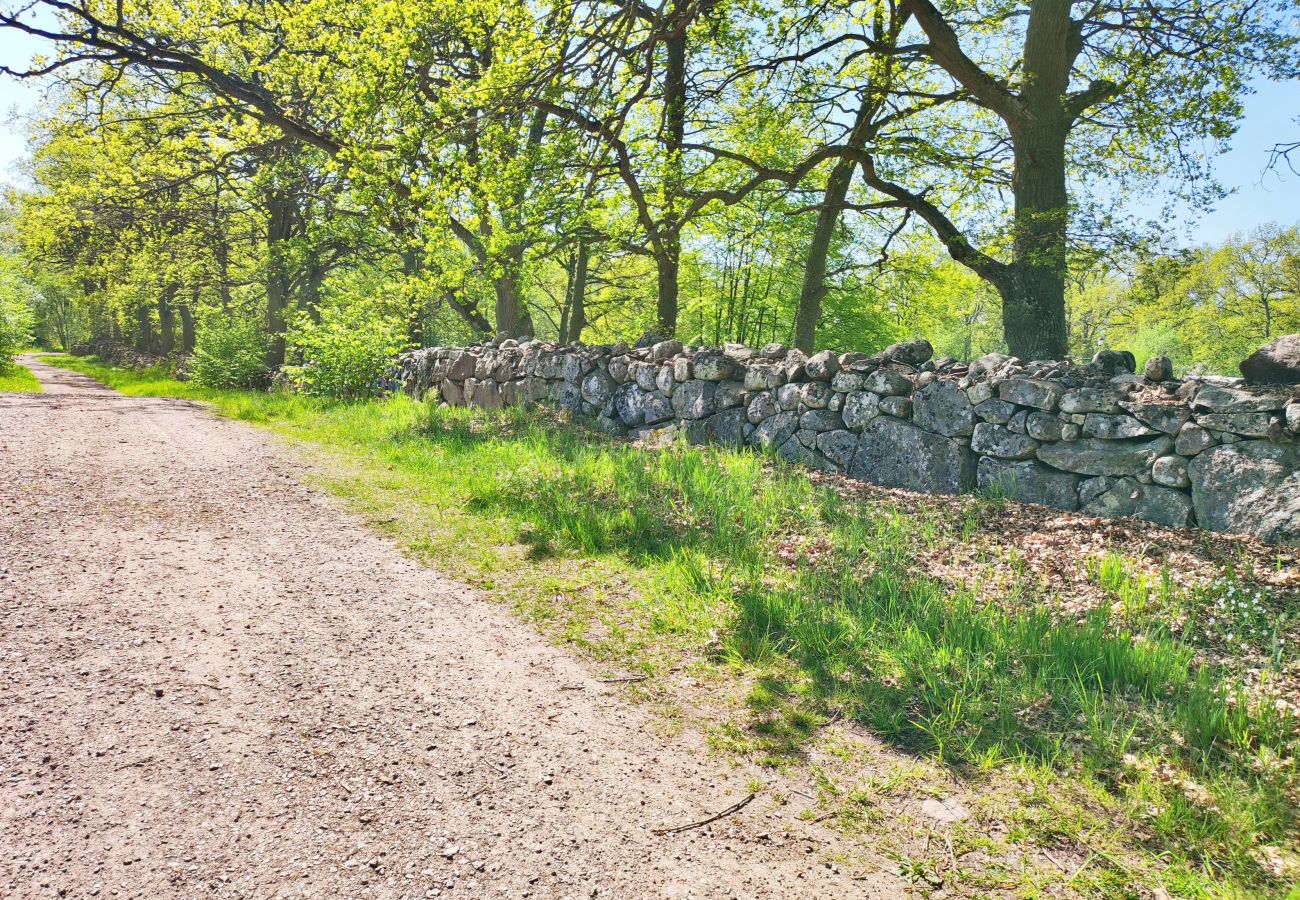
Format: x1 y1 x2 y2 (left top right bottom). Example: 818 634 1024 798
0 361 41 393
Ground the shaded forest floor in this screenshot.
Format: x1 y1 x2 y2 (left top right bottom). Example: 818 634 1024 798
34 353 1300 898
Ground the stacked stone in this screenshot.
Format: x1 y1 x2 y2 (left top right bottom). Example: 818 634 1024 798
396 338 1300 544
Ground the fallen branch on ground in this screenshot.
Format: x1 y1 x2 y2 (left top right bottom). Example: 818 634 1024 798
653 793 755 835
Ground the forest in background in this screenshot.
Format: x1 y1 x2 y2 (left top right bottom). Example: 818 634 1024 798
0 0 1298 393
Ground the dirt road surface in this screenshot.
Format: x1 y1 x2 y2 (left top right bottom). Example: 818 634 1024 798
1 357 901 899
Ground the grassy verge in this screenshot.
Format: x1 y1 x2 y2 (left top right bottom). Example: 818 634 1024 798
0 360 42 393
45 353 1300 897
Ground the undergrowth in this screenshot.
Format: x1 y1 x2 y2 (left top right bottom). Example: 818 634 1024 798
0 359 41 392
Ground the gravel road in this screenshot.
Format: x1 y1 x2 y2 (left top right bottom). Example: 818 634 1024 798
1 357 900 899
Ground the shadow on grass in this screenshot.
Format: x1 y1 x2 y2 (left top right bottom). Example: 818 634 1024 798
411 405 1295 891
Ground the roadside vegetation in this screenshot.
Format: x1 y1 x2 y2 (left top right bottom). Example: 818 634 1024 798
0 359 40 393
45 353 1300 898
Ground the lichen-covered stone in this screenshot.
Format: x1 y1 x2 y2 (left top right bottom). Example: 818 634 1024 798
799 409 844 432
1153 455 1190 488
581 369 617 406
1144 355 1174 382
746 391 778 424
693 352 735 381
1191 383 1294 413
881 339 934 367
1239 334 1300 385
800 381 833 409
816 430 859 469
753 410 799 449
842 391 883 430
971 423 1039 460
1025 411 1064 442
1189 440 1300 544
977 458 1079 510
715 380 746 410
849 417 975 495
1174 422 1215 456
1037 436 1172 477
879 396 912 418
1195 412 1272 438
865 368 912 396
1121 401 1190 434
1082 413 1157 439
650 339 684 362
1000 377 1065 410
743 364 785 391
912 381 975 437
804 349 840 381
672 380 717 419
974 399 1016 424
641 392 674 426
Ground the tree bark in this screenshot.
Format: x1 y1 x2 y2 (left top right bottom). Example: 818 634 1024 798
180 292 197 354
563 240 590 343
158 284 177 357
265 183 294 369
657 1 687 336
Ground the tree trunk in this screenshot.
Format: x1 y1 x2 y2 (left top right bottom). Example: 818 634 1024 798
794 157 857 352
566 240 589 343
158 285 177 357
493 273 534 339
265 184 294 369
657 1 687 336
180 292 197 354
134 304 156 355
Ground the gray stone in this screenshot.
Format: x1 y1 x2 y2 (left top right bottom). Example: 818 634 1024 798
1060 388 1124 414
776 383 802 410
971 423 1039 460
1091 350 1136 375
842 391 883 430
641 392 674 425
1121 401 1190 434
580 369 617 406
816 430 859 469
800 381 833 409
655 365 674 395
593 414 626 436
1025 411 1064 442
608 355 631 383
747 391 779 424
783 349 809 381
686 408 747 448
1079 476 1113 507
805 349 841 381
828 392 845 412
831 371 867 392
561 353 591 383
693 352 735 381
879 396 912 418
1174 422 1215 456
1153 455 1191 489
1083 478 1194 528
1191 383 1294 413
880 338 933 367
1061 422 1081 441
672 380 717 419
551 381 581 412
977 458 1080 510
849 417 975 495
446 350 477 380
777 435 832 470
1037 436 1172 477
1007 409 1029 435
743 364 785 391
1189 440 1300 543
760 342 788 360
650 339 684 362
865 368 912 396
673 357 693 382
1196 412 1273 438
1287 401 1300 434
1144 355 1174 382
974 399 1016 424
440 379 464 406
1239 334 1300 385
912 381 975 437
753 410 799 449
966 381 995 405
715 380 746 410
1000 377 1065 411
969 353 1013 379
799 409 845 432
630 360 658 393
1082 413 1157 439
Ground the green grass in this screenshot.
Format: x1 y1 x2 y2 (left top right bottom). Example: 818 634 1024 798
0 360 42 393
44 353 1300 897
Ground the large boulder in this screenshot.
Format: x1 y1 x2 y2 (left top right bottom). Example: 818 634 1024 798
999 377 1065 411
1037 435 1172 477
880 338 934 367
1081 478 1195 528
580 369 617 406
1239 334 1300 385
849 416 975 495
977 458 1080 510
971 423 1039 460
1188 440 1300 544
672 380 717 419
804 349 840 381
912 381 975 437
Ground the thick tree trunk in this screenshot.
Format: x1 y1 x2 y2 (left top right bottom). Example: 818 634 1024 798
564 241 589 343
134 304 156 355
794 157 857 352
493 273 534 339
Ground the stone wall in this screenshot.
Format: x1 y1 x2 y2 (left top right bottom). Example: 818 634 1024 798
397 338 1300 545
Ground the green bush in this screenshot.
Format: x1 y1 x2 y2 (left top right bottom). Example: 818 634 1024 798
284 305 406 399
0 294 34 371
190 314 270 389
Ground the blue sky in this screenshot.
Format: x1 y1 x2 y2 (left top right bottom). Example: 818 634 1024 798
2 27 1297 247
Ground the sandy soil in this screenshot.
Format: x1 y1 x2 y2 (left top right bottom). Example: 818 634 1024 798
1 357 903 899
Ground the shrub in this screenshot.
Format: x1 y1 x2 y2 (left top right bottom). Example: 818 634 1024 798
190 314 270 389
0 293 34 371
284 305 406 399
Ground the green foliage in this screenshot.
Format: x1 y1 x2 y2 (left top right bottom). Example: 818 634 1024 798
0 361 41 393
283 305 407 399
190 314 270 389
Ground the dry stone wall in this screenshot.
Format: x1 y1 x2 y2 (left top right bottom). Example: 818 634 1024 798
397 338 1300 545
